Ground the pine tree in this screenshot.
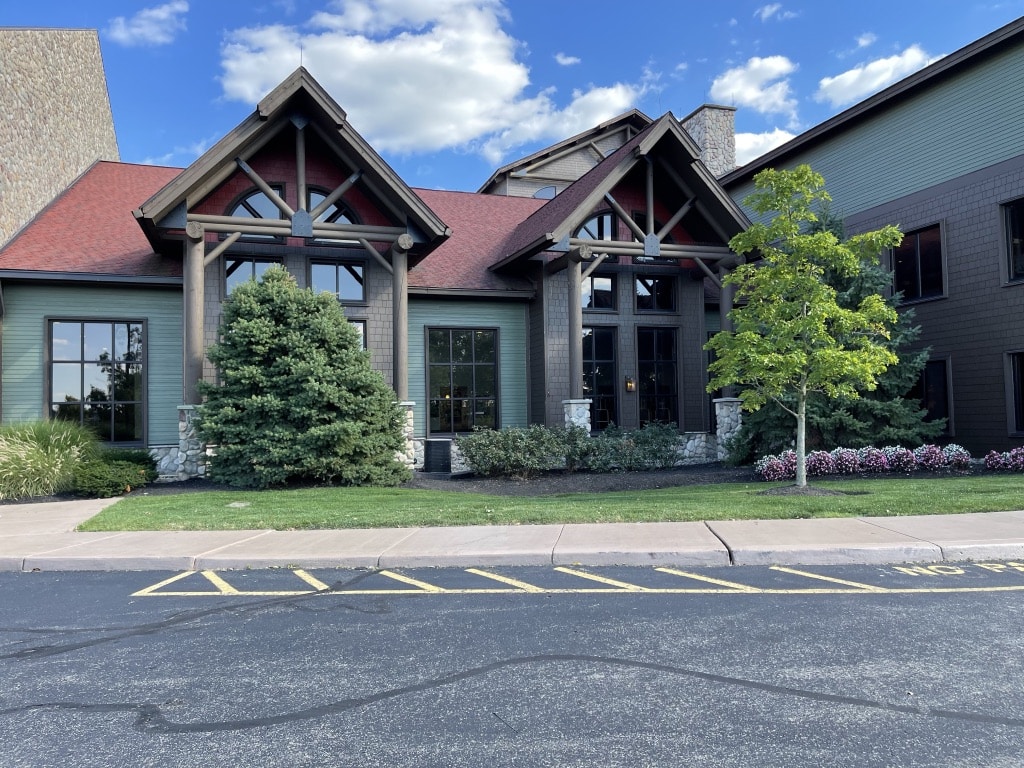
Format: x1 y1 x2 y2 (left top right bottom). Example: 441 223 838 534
197 266 410 489
725 202 945 463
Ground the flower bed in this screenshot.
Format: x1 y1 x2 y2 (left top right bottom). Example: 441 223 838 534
754 444 974 482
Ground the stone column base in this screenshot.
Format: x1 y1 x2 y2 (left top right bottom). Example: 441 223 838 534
713 397 743 460
563 398 593 434
397 401 416 467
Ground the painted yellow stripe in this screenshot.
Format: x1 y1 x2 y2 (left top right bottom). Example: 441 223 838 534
771 566 890 592
293 569 331 591
554 566 650 591
201 570 241 594
131 570 198 596
465 568 545 592
378 570 447 592
656 567 763 592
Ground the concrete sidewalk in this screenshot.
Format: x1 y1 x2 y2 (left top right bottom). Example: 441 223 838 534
1 498 1024 572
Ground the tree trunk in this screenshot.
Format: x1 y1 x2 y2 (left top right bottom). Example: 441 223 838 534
795 391 807 487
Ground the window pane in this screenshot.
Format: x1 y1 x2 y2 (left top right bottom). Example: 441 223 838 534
893 237 918 299
594 327 614 360
452 365 474 397
474 400 496 430
1008 200 1024 282
430 399 451 433
451 399 472 432
429 365 451 398
52 402 81 422
474 330 495 362
113 403 143 442
113 364 143 401
83 364 109 401
475 366 495 397
917 226 943 298
338 264 364 301
451 331 473 363
52 363 82 402
84 323 111 361
52 322 81 360
1014 354 1024 432
428 330 450 362
311 263 336 295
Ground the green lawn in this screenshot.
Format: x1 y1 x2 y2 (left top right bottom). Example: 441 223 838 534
77 474 1024 532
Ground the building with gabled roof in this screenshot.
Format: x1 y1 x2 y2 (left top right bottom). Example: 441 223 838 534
0 64 747 476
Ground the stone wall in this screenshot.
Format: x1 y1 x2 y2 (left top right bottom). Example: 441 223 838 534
680 104 737 178
0 29 119 246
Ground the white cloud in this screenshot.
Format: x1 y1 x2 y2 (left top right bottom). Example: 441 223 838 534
106 1 189 47
555 52 581 66
141 133 220 167
218 0 649 162
856 32 877 49
815 45 942 107
735 128 796 165
755 3 798 22
710 55 799 123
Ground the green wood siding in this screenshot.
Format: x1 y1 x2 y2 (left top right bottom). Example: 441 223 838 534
730 45 1024 221
408 299 529 437
1 283 183 445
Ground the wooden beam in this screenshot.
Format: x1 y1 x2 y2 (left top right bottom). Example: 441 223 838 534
391 233 414 400
183 222 205 405
296 125 307 213
581 252 609 280
692 257 721 287
603 193 646 241
309 170 362 220
358 238 394 274
568 253 584 400
645 157 655 236
657 198 695 241
203 232 241 268
235 158 294 219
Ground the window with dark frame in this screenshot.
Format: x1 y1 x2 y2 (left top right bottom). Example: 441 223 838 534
574 212 619 263
49 320 144 443
582 327 617 430
908 359 950 434
893 224 943 301
635 275 676 311
427 328 498 434
307 189 358 244
225 257 280 294
637 327 678 426
1004 198 1024 283
228 186 285 241
581 274 615 310
1011 352 1024 434
310 262 365 302
349 319 366 349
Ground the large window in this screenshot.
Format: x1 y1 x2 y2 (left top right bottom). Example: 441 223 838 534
49 320 144 443
574 212 619 263
311 261 365 302
583 327 617 430
1004 198 1024 283
308 189 357 244
893 224 943 302
428 328 497 434
637 327 678 426
635 276 676 311
909 359 951 434
225 257 280 293
581 274 616 310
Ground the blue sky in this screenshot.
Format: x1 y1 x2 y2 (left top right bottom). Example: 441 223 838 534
5 1 1024 191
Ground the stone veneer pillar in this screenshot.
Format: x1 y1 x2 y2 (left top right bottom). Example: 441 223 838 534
177 405 206 479
563 399 593 434
398 401 416 467
713 397 743 460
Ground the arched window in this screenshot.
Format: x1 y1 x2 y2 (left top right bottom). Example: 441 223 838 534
575 211 617 241
533 185 557 200
308 189 358 244
227 186 284 241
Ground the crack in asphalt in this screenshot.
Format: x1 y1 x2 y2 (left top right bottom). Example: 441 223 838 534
2 654 1021 733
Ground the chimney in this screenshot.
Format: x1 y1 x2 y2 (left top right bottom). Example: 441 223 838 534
680 104 736 178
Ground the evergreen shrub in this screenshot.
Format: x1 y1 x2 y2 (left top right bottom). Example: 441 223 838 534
197 267 410 489
73 460 154 498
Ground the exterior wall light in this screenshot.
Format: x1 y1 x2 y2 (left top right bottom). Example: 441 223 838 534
625 376 635 392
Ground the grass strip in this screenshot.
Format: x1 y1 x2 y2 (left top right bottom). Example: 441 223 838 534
76 475 1024 532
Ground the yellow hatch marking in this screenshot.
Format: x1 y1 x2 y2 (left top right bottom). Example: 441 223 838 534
465 568 545 592
554 567 650 591
656 567 763 592
293 569 331 591
201 570 241 595
131 570 198 596
378 570 446 592
771 566 890 592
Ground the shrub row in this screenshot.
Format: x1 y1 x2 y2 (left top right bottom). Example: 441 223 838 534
984 447 1024 472
455 423 682 479
0 421 157 500
754 444 973 482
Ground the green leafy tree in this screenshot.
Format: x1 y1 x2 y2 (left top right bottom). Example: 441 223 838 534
197 266 410 489
706 165 903 486
726 203 945 461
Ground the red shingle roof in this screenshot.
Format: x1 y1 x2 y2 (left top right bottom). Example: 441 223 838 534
410 189 544 292
0 161 183 278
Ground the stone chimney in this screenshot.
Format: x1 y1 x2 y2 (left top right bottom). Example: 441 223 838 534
680 104 736 178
